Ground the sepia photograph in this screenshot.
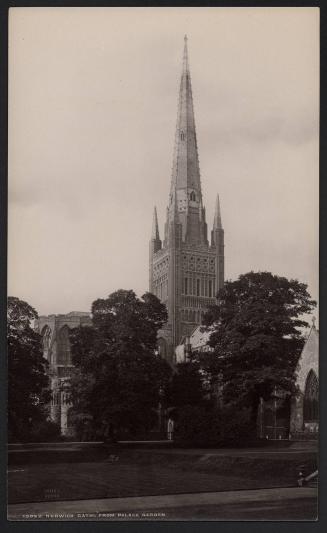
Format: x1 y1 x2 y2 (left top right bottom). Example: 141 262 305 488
7 6 319 521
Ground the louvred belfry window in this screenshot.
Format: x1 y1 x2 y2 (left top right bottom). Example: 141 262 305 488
184 277 188 295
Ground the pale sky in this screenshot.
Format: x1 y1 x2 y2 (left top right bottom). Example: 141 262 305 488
8 7 319 319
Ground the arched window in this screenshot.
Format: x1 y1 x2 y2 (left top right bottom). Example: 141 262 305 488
157 338 167 360
208 280 213 297
56 325 71 366
41 325 52 361
190 191 196 202
184 277 188 295
180 130 185 141
303 370 319 422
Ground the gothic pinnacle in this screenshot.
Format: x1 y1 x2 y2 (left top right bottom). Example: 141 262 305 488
213 194 223 229
199 197 203 221
152 206 160 240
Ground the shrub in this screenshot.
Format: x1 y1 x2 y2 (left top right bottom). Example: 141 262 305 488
28 420 61 442
174 404 252 447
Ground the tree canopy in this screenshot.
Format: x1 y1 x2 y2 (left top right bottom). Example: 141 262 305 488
200 272 316 421
8 296 50 441
168 361 207 410
69 290 172 439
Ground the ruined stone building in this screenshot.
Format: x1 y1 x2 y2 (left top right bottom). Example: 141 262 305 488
149 36 224 363
36 312 92 435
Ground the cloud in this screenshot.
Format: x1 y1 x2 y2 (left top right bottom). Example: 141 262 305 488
8 7 319 316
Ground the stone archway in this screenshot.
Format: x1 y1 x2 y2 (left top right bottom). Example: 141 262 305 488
41 325 52 362
56 325 71 366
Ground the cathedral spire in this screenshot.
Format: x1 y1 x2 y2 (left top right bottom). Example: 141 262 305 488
183 34 189 74
152 206 160 240
150 40 225 361
167 36 206 245
213 194 223 229
170 36 202 196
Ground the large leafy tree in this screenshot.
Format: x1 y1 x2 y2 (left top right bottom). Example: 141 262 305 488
200 272 316 423
8 297 50 440
169 361 207 410
69 290 172 439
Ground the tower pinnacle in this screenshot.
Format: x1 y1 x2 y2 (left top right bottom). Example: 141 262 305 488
152 206 160 240
213 194 223 229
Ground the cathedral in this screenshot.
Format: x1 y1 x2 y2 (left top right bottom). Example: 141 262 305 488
36 37 224 434
35 38 318 441
149 36 224 363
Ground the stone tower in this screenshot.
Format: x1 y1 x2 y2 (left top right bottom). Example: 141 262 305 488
149 36 225 363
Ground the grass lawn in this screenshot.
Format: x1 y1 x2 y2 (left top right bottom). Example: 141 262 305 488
8 449 317 504
143 496 318 521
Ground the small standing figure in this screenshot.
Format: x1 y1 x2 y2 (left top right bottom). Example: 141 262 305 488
167 417 174 441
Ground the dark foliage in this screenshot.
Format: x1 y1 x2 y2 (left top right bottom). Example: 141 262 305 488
27 419 61 442
8 296 51 442
200 271 316 423
174 404 252 447
69 290 172 439
168 361 207 408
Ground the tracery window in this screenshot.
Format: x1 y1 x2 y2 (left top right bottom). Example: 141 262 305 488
41 325 52 361
56 325 71 366
303 370 319 422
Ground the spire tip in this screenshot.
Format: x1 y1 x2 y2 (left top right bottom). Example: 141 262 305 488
214 194 223 229
152 206 160 240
